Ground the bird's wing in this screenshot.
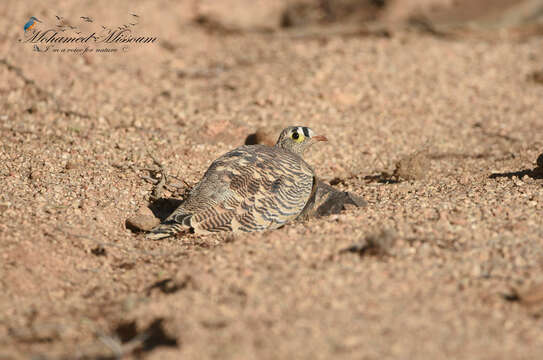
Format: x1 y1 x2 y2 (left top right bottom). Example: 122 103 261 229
180 145 315 234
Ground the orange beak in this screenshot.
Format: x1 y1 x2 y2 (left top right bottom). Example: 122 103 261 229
312 135 328 142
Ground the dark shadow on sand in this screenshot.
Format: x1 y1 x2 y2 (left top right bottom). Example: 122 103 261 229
148 198 184 221
489 167 543 180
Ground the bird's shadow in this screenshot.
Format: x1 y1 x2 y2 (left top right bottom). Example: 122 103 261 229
148 198 184 221
489 167 543 180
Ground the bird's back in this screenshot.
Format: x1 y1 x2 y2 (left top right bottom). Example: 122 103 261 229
149 144 315 237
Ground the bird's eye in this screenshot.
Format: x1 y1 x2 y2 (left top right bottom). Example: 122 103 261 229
291 131 304 143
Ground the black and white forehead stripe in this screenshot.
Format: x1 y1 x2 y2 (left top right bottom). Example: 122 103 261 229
297 126 312 137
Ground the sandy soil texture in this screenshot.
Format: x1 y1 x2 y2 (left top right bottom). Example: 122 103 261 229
1 0 543 359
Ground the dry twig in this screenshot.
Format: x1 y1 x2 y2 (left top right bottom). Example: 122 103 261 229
146 151 167 200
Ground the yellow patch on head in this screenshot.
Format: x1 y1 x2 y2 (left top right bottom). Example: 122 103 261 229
291 129 304 143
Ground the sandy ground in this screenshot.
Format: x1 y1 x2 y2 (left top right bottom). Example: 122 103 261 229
1 0 543 359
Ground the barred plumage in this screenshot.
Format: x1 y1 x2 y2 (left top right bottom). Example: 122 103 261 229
147 126 327 239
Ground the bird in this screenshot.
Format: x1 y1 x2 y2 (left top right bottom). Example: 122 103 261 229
23 16 41 33
146 126 327 239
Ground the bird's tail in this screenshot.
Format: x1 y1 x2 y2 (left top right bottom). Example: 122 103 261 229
146 213 192 240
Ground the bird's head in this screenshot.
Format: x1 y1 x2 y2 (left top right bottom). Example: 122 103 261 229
30 16 41 22
275 126 327 156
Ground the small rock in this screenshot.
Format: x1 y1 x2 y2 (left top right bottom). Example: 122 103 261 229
245 127 280 146
528 70 543 85
340 230 396 257
126 214 160 232
518 283 543 307
536 152 543 168
79 199 96 209
65 161 79 170
393 149 430 181
136 206 155 217
29 170 40 180
91 246 107 256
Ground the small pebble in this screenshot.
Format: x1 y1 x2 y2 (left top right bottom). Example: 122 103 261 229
512 283 543 307
393 150 430 181
65 161 79 170
536 152 543 168
126 215 160 232
245 127 282 146
136 206 155 217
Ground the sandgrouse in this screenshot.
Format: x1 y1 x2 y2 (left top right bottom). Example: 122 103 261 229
147 126 327 239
